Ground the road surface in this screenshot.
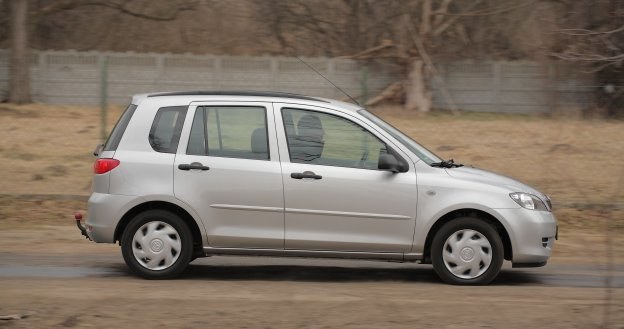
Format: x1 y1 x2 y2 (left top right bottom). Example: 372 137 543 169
1 251 622 329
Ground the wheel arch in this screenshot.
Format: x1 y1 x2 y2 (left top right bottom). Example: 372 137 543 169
114 201 204 256
421 208 513 263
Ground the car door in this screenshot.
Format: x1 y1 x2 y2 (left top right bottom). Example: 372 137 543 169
274 103 417 253
174 102 284 249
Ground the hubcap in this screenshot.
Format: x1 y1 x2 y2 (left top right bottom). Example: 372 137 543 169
460 247 475 261
442 229 492 280
150 239 164 252
132 221 181 271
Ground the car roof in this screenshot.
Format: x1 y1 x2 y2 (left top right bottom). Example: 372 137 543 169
131 91 363 113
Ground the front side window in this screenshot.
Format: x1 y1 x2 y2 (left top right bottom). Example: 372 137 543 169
149 106 187 153
187 106 269 160
282 108 388 170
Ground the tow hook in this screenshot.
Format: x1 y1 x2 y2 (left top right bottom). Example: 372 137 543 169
75 213 92 241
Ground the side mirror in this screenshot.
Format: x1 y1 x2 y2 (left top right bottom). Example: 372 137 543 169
378 154 403 173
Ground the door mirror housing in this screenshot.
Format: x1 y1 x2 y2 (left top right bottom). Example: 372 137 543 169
378 154 406 173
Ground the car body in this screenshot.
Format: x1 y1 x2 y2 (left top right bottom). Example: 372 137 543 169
79 91 558 285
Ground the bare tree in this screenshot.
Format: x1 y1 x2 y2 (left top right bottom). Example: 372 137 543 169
257 0 535 112
551 0 624 116
6 0 198 104
553 2 624 70
9 0 30 103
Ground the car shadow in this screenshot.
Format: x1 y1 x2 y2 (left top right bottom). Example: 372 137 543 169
176 263 542 285
107 261 616 287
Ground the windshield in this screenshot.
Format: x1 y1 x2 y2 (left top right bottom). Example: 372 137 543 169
358 110 442 165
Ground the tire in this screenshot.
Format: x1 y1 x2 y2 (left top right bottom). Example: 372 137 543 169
431 217 504 285
121 209 193 279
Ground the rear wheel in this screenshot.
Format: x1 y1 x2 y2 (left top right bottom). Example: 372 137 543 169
431 217 504 285
121 209 193 279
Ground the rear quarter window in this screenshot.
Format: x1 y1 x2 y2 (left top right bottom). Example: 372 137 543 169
103 104 137 151
149 106 188 153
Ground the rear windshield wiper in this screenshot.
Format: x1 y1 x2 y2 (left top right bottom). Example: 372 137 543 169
430 159 464 168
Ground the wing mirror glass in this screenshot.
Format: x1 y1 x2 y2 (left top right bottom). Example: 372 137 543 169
378 153 406 173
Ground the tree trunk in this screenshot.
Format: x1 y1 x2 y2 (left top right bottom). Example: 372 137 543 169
405 59 431 112
9 0 31 104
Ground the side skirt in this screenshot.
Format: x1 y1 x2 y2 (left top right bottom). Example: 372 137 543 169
203 247 423 263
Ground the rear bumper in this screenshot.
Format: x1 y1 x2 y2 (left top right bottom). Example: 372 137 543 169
494 208 558 265
86 192 137 243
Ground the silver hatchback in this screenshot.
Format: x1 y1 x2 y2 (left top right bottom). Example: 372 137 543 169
77 91 557 285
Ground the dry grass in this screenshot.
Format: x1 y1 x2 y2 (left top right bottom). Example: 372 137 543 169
2 104 624 329
1 103 623 234
0 104 124 195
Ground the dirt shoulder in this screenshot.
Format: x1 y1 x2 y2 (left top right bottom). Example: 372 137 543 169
1 103 623 262
0 276 620 329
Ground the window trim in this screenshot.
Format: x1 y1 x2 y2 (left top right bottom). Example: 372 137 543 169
281 107 406 171
185 105 207 156
148 106 188 154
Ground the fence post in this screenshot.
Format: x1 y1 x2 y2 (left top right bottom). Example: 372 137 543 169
99 55 108 142
492 62 501 111
214 56 222 89
327 59 336 98
270 58 278 90
546 62 558 114
155 54 165 91
37 51 47 103
360 66 368 105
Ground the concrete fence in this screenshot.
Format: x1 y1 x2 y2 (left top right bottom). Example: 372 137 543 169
0 49 595 113
432 61 595 113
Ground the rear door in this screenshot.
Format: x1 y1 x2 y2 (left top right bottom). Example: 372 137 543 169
174 102 284 249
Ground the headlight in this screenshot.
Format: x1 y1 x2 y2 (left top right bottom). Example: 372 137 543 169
509 192 549 211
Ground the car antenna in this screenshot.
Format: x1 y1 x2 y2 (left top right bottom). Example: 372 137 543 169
296 56 360 106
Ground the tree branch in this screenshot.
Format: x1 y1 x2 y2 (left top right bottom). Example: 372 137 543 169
553 52 624 62
432 0 452 28
433 0 537 17
433 0 482 37
555 25 624 36
38 0 197 21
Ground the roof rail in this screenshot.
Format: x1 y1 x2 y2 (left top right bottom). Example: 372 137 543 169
147 91 329 103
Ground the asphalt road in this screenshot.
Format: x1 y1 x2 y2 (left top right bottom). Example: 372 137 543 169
1 253 622 288
2 251 623 329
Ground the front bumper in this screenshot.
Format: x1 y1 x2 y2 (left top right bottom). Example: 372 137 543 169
494 208 558 266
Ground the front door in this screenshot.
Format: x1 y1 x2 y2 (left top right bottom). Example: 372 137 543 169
275 104 417 253
174 103 284 249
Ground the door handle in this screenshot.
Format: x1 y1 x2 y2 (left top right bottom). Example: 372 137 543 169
291 171 322 180
178 162 210 171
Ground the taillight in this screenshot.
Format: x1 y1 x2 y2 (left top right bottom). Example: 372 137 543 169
94 158 120 174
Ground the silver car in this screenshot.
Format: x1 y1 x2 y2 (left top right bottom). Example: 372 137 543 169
77 91 557 285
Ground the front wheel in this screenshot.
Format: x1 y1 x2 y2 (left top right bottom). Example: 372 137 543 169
431 218 504 285
121 210 193 279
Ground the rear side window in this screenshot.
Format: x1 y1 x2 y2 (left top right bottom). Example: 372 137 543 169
103 104 137 151
149 106 187 153
186 106 269 160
